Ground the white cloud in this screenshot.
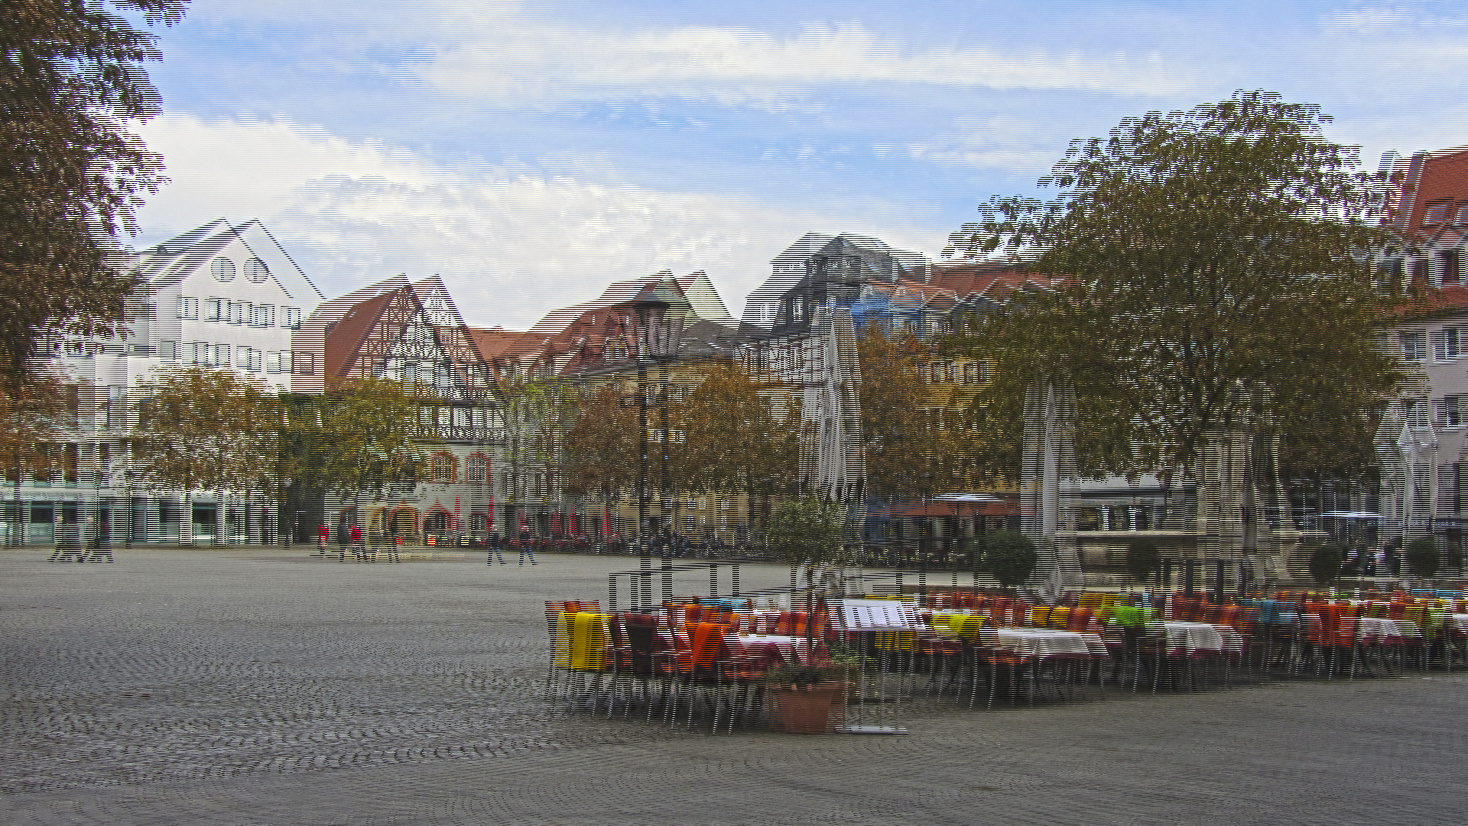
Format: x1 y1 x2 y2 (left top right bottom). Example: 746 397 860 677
132 115 945 329
880 115 1061 173
416 19 1197 106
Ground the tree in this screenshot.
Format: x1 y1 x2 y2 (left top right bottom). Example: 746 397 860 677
1405 536 1440 580
133 367 279 543
767 496 845 571
0 373 68 484
945 91 1401 484
675 361 801 535
1125 538 1161 585
982 530 1038 589
563 381 638 504
856 323 928 499
1 0 189 393
1308 542 1345 586
308 378 423 503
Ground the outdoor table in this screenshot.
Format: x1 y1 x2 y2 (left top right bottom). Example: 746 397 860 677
733 633 809 665
750 611 784 633
1357 617 1403 639
1163 622 1223 653
995 628 1089 657
1450 614 1468 631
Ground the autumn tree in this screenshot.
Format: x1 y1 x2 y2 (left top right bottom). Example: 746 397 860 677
133 366 280 543
675 361 800 536
562 380 638 507
945 91 1401 485
1 0 189 393
0 374 69 543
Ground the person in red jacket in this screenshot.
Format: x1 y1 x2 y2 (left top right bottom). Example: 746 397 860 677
350 523 363 560
317 524 329 556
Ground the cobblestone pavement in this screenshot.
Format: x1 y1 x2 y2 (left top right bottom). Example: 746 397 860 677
2 548 1466 825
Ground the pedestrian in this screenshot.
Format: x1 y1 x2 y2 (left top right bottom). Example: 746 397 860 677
487 529 505 565
518 527 536 565
317 524 329 556
350 523 363 560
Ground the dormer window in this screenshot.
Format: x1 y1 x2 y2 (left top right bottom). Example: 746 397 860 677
1424 201 1452 225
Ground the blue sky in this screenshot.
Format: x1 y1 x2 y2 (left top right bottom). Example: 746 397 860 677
131 0 1468 329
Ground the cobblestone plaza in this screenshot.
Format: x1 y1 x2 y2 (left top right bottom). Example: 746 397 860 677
3 549 1466 825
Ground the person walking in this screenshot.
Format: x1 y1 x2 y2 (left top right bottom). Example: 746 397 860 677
487 529 505 565
317 524 329 556
350 523 363 561
518 527 536 565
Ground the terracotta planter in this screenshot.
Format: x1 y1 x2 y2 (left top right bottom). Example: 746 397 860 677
766 682 849 734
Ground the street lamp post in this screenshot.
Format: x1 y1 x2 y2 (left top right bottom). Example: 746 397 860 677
632 281 688 608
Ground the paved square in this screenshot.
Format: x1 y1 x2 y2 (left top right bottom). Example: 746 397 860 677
2 549 1465 825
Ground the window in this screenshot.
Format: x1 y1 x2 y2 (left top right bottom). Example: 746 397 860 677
1401 331 1427 363
244 258 269 283
1413 259 1430 284
1425 201 1452 225
1403 398 1430 428
293 351 315 374
204 298 223 322
251 304 273 327
177 296 197 319
962 363 977 385
283 307 301 329
684 514 696 533
719 498 730 511
211 257 236 282
466 453 488 484
279 351 292 373
266 352 281 373
213 343 230 366
230 301 249 325
1441 249 1462 285
1433 327 1462 361
236 346 252 369
1457 204 1468 224
428 452 457 484
1443 396 1462 428
1377 258 1405 287
159 340 177 361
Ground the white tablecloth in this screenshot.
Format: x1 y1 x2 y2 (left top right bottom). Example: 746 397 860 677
1450 614 1468 632
1357 617 1403 638
1164 622 1223 653
995 628 1089 657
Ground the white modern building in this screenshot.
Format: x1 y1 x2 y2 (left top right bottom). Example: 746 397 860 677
8 219 324 547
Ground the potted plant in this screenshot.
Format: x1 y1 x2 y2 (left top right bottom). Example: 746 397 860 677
763 656 857 734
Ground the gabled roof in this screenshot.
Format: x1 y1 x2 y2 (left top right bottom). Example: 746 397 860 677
131 218 324 306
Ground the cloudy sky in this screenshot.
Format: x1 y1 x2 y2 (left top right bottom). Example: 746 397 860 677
130 0 1468 329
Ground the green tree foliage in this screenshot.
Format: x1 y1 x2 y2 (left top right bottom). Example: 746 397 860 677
982 530 1038 588
1 0 188 392
766 496 845 569
1406 536 1440 579
1308 542 1346 585
302 378 424 502
945 91 1401 482
1125 538 1162 584
133 367 281 499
